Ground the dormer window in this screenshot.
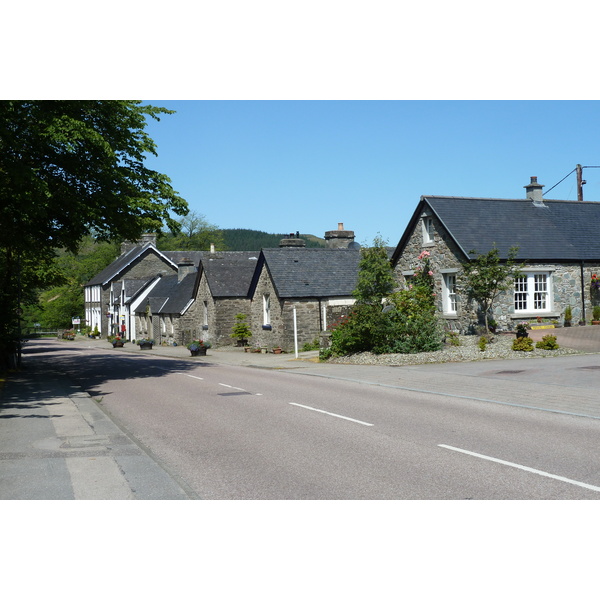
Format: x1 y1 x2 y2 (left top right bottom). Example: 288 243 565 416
422 216 435 245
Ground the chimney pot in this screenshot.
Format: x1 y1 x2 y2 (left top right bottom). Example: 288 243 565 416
338 223 344 231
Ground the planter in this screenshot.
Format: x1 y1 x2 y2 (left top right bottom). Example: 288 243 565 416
592 321 600 325
272 347 283 354
139 343 153 350
112 341 125 348
236 339 248 347
190 347 207 356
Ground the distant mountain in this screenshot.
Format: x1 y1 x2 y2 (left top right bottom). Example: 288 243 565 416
221 229 326 251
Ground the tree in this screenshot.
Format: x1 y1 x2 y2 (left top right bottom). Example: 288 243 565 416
460 245 523 333
353 235 395 305
0 101 188 368
158 211 225 251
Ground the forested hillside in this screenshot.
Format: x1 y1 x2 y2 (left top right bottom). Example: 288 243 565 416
221 229 326 251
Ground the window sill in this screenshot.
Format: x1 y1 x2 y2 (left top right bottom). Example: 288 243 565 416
422 241 435 248
262 324 272 330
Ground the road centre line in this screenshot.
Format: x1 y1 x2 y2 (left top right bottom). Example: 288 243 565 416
439 444 600 493
219 383 246 391
289 403 374 426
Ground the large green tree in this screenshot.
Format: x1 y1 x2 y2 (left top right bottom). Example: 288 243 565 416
0 100 188 368
158 211 225 251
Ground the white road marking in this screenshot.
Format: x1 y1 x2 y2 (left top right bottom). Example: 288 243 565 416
289 403 374 426
184 374 204 381
439 444 600 493
219 383 246 391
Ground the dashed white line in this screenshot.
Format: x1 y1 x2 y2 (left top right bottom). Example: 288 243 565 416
289 403 374 426
219 383 247 392
439 444 600 493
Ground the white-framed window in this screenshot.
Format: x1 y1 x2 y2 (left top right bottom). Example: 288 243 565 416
203 301 208 327
422 217 435 244
442 273 457 314
514 272 551 313
263 294 271 325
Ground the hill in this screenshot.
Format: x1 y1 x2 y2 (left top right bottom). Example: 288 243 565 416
221 229 326 251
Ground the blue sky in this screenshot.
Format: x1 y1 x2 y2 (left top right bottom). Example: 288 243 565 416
143 100 600 247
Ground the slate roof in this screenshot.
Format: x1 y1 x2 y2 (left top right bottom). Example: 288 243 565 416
86 244 178 286
138 273 198 315
199 251 260 297
392 196 600 263
254 248 361 298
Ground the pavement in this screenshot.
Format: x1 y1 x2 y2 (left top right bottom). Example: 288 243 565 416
2 326 600 500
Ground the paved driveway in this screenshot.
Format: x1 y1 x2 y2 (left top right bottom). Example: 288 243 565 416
528 324 600 352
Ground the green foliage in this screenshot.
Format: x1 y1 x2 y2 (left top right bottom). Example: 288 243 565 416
564 305 573 323
461 245 523 333
326 245 443 357
593 306 600 321
0 100 188 368
220 229 325 251
158 211 225 251
230 313 252 341
446 330 461 346
353 235 395 305
536 335 559 350
478 336 488 351
512 337 534 352
301 339 320 352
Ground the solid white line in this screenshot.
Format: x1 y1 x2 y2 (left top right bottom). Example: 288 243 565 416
289 403 374 426
185 374 204 381
219 383 246 391
438 444 600 493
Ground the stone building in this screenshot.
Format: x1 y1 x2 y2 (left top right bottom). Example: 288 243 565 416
247 246 361 351
391 177 600 332
84 235 179 338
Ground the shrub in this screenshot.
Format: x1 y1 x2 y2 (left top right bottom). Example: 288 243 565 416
478 336 488 351
593 306 600 321
446 330 461 346
512 337 534 352
536 335 559 350
301 339 319 352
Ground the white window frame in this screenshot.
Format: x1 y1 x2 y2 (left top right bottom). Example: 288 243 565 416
203 301 208 327
263 294 271 325
514 271 552 314
422 216 435 244
442 273 458 315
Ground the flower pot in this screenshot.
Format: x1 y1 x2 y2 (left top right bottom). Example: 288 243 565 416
190 347 207 356
139 343 153 350
592 321 600 325
112 341 125 348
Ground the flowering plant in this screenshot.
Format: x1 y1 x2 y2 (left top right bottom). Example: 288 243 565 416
591 274 600 290
187 339 211 350
137 338 154 345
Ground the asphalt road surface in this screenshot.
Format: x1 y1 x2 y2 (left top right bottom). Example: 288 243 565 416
40 342 600 500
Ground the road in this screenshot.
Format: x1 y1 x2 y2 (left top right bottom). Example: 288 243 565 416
42 341 600 500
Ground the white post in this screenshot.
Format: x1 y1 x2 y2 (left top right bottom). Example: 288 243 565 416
293 306 298 358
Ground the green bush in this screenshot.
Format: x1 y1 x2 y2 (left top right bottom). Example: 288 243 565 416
301 339 320 352
535 335 559 350
512 337 534 352
446 331 461 346
478 336 488 351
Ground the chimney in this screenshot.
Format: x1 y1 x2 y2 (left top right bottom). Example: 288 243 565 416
210 243 216 254
279 232 306 248
325 223 355 248
177 258 196 282
140 232 158 246
525 176 545 207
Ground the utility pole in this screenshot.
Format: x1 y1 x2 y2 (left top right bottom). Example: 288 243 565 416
576 164 586 201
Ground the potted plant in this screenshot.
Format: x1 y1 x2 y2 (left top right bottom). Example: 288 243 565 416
592 306 600 325
564 305 572 327
137 338 154 350
187 339 211 356
230 313 252 347
515 321 529 338
108 335 126 348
